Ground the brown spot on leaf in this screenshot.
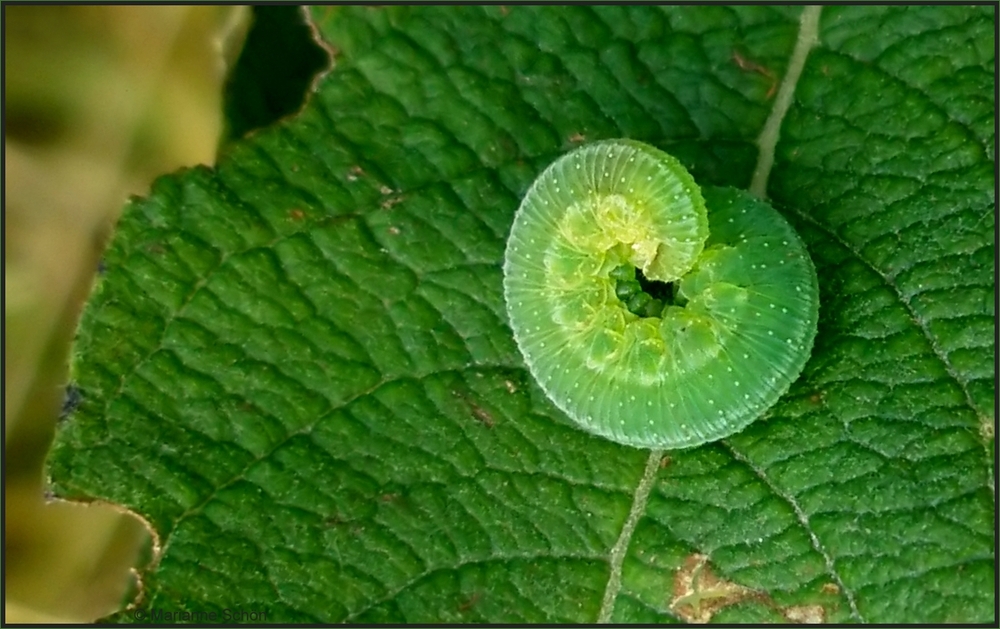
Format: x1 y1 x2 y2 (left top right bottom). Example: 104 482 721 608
288 208 305 221
504 379 517 394
660 455 672 469
453 390 495 427
820 582 839 595
388 226 401 235
381 196 405 210
568 132 586 144
671 554 833 624
732 50 778 99
379 185 394 195
323 515 344 528
458 591 482 612
783 604 825 624
473 408 494 427
670 554 759 623
346 165 365 181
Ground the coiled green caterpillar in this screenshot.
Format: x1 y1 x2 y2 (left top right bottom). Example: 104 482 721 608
503 139 819 449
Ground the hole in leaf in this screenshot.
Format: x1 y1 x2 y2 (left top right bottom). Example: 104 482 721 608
220 6 329 145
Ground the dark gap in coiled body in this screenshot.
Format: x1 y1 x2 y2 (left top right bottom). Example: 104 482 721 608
610 264 675 319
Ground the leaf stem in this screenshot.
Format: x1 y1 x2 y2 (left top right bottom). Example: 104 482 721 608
750 5 823 198
597 449 663 622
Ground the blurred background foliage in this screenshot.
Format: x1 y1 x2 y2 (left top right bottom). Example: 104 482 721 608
4 6 327 621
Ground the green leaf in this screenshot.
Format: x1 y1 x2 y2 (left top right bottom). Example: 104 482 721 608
48 6 994 623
